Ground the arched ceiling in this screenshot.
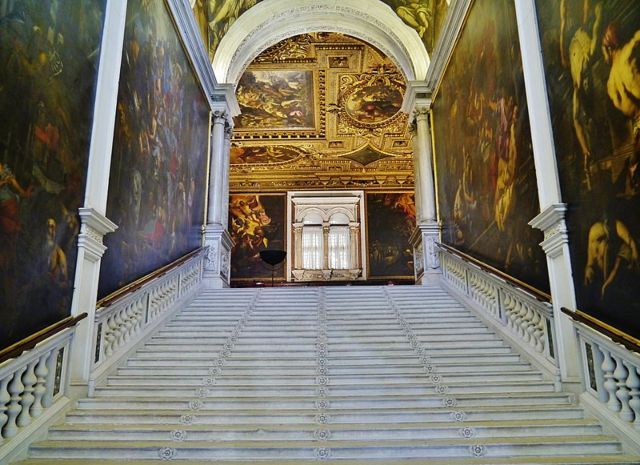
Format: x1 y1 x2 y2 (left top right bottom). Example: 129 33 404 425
228 33 415 193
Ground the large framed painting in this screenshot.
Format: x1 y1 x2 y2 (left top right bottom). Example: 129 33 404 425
234 70 316 132
536 0 640 338
229 194 286 280
98 0 210 299
366 193 415 279
0 0 106 349
432 0 549 293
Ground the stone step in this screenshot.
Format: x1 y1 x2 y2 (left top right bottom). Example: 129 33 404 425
27 436 623 460
18 455 640 464
63 405 585 425
116 364 537 377
77 392 574 410
47 418 602 441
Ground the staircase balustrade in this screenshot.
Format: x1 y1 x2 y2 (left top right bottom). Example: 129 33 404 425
576 323 640 432
90 248 207 392
438 246 559 377
0 328 72 448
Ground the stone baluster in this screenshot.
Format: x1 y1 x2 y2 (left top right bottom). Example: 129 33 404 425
30 352 50 419
602 349 621 412
625 363 640 429
43 347 59 408
17 359 38 427
613 355 633 422
0 374 11 440
4 366 26 438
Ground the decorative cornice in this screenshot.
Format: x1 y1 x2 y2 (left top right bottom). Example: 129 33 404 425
426 0 473 93
529 203 569 259
78 208 118 262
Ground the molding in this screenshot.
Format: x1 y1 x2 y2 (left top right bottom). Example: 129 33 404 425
166 0 219 110
213 0 430 85
529 204 568 259
77 208 118 263
425 0 472 93
402 81 432 115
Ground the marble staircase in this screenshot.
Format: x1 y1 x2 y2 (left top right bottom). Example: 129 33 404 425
14 285 640 464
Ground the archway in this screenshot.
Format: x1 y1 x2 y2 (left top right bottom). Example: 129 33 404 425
212 0 430 85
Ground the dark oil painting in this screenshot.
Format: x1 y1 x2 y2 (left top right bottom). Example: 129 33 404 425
230 145 302 165
99 0 210 298
235 70 315 130
229 194 286 280
367 193 416 279
379 0 449 54
432 0 549 292
0 0 106 349
536 0 640 337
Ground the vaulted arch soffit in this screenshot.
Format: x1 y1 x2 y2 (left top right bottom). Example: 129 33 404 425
212 0 431 85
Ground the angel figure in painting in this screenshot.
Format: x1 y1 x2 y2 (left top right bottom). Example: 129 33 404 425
393 0 434 40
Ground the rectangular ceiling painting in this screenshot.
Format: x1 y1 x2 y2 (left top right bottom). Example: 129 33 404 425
432 0 550 293
536 0 640 338
99 0 210 299
235 70 315 131
0 0 106 349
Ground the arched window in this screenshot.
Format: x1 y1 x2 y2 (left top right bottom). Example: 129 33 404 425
328 213 350 270
301 212 323 270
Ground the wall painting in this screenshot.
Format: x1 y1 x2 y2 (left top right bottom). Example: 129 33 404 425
99 0 210 299
432 0 549 292
0 0 106 349
366 193 416 279
229 194 286 280
536 0 640 338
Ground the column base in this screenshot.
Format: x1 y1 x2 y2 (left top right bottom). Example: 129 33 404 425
203 225 234 289
410 221 441 285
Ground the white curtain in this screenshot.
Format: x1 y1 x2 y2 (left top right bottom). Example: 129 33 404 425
302 225 323 269
328 226 351 270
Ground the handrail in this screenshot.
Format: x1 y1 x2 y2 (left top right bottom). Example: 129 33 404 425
436 242 551 303
97 247 205 309
561 307 640 355
0 313 87 364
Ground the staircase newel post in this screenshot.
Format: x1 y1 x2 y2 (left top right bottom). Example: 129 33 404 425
405 82 441 286
203 86 239 289
514 0 582 390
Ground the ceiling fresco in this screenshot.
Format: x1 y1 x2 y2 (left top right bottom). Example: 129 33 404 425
191 1 449 59
228 33 415 193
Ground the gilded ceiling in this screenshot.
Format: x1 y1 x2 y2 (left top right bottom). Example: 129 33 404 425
228 33 416 193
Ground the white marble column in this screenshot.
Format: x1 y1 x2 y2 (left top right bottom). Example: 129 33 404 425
203 110 234 288
349 223 360 270
408 96 441 285
515 0 581 388
322 224 330 272
68 0 127 397
293 224 304 270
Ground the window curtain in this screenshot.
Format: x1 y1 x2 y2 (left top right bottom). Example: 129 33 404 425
302 225 323 269
328 225 351 270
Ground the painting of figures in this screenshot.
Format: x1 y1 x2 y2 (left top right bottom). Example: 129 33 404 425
235 71 315 130
367 193 415 278
230 145 303 165
0 0 105 349
98 0 210 299
229 194 286 280
536 0 640 337
379 0 448 54
432 0 549 293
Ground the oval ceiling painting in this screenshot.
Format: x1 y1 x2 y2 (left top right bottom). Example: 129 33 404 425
230 145 303 165
344 83 403 124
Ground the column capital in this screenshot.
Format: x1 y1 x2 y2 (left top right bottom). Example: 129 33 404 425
212 110 228 125
413 105 431 122
224 122 233 139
